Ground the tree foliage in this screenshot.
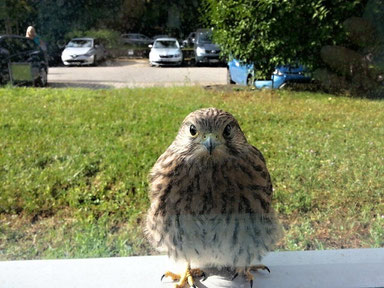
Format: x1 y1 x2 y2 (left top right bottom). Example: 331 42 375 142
138 0 202 36
1 0 203 45
204 0 366 77
34 0 124 45
0 0 35 34
65 29 121 48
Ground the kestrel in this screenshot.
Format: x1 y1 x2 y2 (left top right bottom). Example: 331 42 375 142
146 108 283 287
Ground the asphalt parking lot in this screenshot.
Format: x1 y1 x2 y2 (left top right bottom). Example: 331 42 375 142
48 59 227 89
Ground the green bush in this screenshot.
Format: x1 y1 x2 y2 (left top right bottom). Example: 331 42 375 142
65 29 121 48
203 0 365 77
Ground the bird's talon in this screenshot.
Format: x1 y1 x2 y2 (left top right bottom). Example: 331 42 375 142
161 271 181 282
244 269 255 288
250 264 271 274
201 272 207 281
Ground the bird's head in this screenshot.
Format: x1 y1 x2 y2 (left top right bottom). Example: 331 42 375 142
172 108 248 159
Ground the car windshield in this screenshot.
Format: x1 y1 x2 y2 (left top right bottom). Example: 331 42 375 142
154 40 178 49
67 39 92 48
197 31 212 44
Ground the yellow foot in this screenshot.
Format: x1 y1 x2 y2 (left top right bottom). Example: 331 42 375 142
249 264 271 274
232 265 271 288
161 271 181 282
161 264 206 288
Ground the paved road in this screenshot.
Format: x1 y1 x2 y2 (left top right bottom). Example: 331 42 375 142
48 59 227 89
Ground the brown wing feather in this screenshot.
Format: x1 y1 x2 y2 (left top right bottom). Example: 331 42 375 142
233 145 273 214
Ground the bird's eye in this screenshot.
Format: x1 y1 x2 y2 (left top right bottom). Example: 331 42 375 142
189 124 198 137
223 124 232 137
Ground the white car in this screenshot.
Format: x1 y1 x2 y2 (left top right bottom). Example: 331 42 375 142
61 38 105 66
149 38 183 66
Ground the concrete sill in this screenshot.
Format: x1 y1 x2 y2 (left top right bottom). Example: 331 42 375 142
0 248 383 288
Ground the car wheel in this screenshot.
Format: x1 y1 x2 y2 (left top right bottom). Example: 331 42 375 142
227 68 235 85
34 67 48 87
279 83 287 89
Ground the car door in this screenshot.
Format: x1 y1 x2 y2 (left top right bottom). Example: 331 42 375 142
228 59 237 83
229 59 244 84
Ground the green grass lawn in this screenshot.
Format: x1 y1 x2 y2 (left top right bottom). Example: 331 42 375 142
0 86 383 260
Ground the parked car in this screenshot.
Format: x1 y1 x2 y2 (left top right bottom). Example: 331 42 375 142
182 32 196 47
148 37 183 66
0 34 48 86
121 33 153 46
227 58 311 88
61 38 105 66
194 29 221 65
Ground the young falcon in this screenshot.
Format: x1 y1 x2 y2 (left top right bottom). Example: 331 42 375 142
146 108 283 288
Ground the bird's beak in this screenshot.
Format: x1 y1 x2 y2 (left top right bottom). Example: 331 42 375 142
202 134 218 155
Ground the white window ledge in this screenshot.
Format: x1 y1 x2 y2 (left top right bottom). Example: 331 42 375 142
0 248 383 288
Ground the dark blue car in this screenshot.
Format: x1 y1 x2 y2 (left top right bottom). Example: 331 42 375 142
227 58 311 89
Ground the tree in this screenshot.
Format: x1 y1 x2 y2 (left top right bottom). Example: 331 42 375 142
1 0 203 42
0 0 35 35
119 0 146 32
138 0 203 37
204 0 366 77
34 0 124 45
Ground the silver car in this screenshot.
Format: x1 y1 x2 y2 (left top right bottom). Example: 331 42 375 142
61 38 105 66
149 38 183 66
194 29 221 65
